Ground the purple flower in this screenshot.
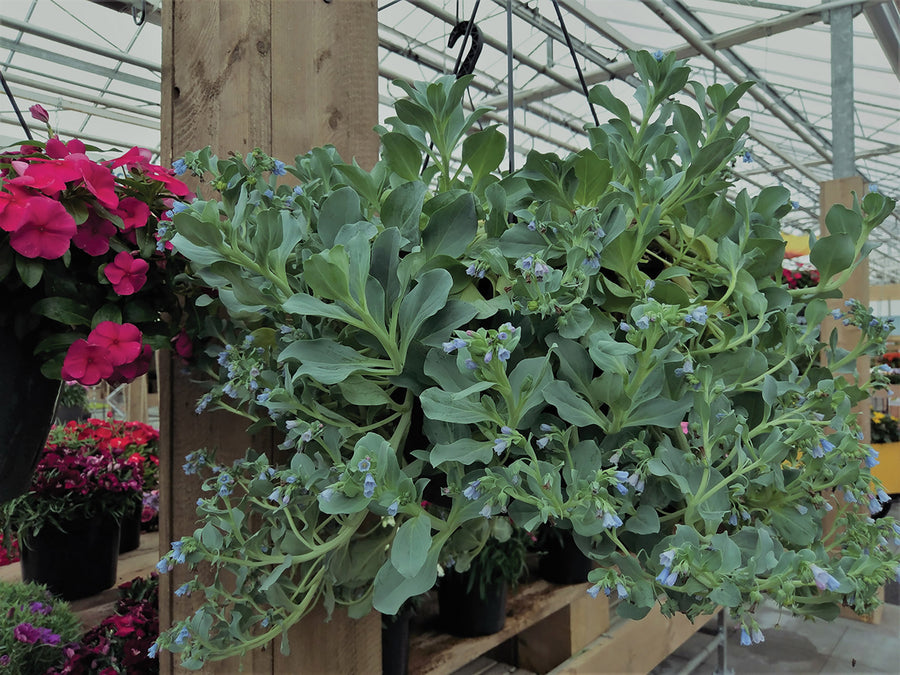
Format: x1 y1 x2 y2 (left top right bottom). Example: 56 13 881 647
636 316 650 330
587 585 601 598
527 220 537 231
583 255 601 270
13 622 59 645
740 627 752 646
616 582 628 599
536 436 550 449
363 473 376 498
463 480 481 501
465 358 478 370
443 337 467 353
174 626 191 645
387 501 399 517
498 347 511 362
172 158 188 175
480 504 493 518
865 446 879 468
601 511 622 529
655 567 678 586
484 350 493 364
520 256 533 271
29 601 51 615
810 564 840 591
500 426 512 435
493 438 508 455
533 261 551 278
659 549 676 568
273 160 287 175
358 458 371 472
175 583 191 597
619 321 632 332
652 49 664 61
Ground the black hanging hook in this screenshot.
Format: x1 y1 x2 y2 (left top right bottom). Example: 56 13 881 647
132 0 146 26
448 20 483 78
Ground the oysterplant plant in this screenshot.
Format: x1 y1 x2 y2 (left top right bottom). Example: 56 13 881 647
154 52 900 666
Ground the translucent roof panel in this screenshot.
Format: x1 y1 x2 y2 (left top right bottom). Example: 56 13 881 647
2 0 898 282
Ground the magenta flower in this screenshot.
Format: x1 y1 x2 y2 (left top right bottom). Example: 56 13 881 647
88 321 143 366
104 251 149 295
29 104 50 122
72 210 117 255
111 196 151 231
61 339 115 386
3 193 77 259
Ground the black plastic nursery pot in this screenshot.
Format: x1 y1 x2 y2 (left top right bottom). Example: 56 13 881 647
21 515 121 601
118 497 143 554
382 610 412 675
538 531 593 585
438 571 508 637
0 328 61 504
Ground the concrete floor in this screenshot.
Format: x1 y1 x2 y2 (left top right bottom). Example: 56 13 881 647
653 596 899 674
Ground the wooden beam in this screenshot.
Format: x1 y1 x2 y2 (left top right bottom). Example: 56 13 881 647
159 1 378 673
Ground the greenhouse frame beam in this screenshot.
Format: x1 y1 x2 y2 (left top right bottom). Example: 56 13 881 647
740 143 900 176
9 86 159 130
0 14 160 72
1 71 159 119
482 0 886 111
830 1 857 178
0 114 158 152
0 37 159 90
864 0 900 79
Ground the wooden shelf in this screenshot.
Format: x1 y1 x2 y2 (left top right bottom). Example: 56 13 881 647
0 531 159 628
409 579 599 675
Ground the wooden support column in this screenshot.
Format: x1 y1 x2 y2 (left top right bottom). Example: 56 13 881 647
159 1 379 673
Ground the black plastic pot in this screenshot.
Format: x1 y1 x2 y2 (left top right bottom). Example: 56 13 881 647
20 515 121 600
538 531 593 585
118 497 143 554
382 610 412 675
0 329 60 504
438 571 507 637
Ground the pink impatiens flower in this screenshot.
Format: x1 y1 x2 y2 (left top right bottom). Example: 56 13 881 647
111 196 151 231
108 343 153 386
87 321 143 366
2 192 76 259
72 210 117 256
104 251 149 295
61 339 115 386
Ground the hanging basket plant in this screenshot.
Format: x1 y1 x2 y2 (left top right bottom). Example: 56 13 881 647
151 52 900 667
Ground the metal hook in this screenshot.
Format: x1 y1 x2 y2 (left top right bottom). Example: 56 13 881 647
448 20 483 78
132 0 146 26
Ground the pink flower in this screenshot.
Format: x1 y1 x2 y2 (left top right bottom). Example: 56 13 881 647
111 197 151 231
45 136 86 159
172 330 193 360
104 251 149 295
72 209 117 256
61 340 115 386
87 322 143 366
109 147 192 197
3 193 76 259
29 104 50 123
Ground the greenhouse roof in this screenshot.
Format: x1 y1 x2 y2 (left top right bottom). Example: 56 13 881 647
1 0 898 282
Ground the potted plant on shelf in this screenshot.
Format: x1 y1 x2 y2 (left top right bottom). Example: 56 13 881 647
152 52 900 667
0 105 197 502
438 518 529 637
0 580 81 675
1 424 143 600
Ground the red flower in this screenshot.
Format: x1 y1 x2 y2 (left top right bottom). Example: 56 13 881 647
104 251 149 295
61 339 115 386
88 321 143 366
72 209 117 256
1 192 77 258
111 197 151 232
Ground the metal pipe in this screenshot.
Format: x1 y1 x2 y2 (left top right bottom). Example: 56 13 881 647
0 15 161 72
829 2 857 178
1 72 159 119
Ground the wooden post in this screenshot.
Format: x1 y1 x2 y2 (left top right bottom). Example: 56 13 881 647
159 1 379 673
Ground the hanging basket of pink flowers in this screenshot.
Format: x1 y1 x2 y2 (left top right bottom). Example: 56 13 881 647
0 104 200 502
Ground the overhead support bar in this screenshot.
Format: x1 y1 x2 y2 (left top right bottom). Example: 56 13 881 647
863 0 900 79
481 0 886 111
828 1 857 178
0 15 161 72
0 114 159 153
